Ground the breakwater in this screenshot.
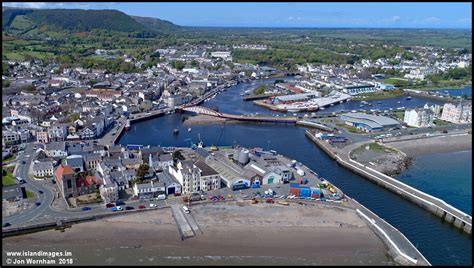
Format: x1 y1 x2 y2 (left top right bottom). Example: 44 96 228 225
305 130 472 235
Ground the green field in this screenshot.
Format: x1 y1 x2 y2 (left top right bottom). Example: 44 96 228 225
2 165 16 186
26 190 35 199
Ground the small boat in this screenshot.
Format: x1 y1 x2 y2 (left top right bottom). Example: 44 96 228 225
397 101 401 104
330 103 334 106
124 120 131 131
377 101 382 104
188 128 192 132
173 129 179 135
406 96 412 100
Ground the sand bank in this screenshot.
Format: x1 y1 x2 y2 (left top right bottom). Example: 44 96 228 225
387 133 472 157
2 202 393 265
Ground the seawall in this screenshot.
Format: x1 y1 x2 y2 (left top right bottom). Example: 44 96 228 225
305 130 472 235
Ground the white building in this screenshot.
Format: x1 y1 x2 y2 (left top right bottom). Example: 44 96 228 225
404 108 435 128
441 102 472 124
210 51 232 61
99 176 119 204
168 159 221 194
32 161 54 178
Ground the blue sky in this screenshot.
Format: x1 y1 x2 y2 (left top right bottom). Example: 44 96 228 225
3 2 472 29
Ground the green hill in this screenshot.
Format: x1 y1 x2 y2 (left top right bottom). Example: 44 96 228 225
3 8 147 33
131 15 180 33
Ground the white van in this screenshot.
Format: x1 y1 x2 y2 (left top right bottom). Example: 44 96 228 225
182 206 190 214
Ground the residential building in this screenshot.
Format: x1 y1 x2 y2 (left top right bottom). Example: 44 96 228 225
99 175 119 204
45 142 68 158
441 102 472 124
133 180 165 199
36 131 49 144
48 123 68 142
404 108 435 128
32 161 54 178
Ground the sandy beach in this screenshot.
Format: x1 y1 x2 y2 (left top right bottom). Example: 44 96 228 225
388 133 472 157
183 115 241 126
2 202 393 265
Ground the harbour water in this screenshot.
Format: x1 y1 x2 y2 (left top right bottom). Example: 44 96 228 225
429 85 472 98
119 79 472 265
396 150 472 215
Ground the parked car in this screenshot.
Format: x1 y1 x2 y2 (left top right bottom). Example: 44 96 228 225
35 202 41 206
138 205 146 209
116 206 123 211
174 192 181 196
116 200 126 206
81 207 91 211
149 203 156 208
217 194 225 201
266 198 274 204
51 179 56 184
38 190 43 194
182 206 190 214
208 195 214 201
156 194 166 200
125 206 134 210
3 222 11 227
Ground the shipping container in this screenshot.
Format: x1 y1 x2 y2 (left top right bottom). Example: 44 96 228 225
300 188 311 198
311 194 320 199
289 188 300 196
290 183 302 189
311 188 321 195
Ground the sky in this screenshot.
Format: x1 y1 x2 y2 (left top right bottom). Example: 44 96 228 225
2 2 472 29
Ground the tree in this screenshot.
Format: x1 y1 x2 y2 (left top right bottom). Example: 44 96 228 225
172 150 184 161
136 164 149 180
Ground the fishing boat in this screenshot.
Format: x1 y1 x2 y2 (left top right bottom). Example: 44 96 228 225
406 96 412 100
188 128 192 132
124 120 131 131
173 129 179 135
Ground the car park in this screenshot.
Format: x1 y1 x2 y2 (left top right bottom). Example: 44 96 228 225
82 207 91 211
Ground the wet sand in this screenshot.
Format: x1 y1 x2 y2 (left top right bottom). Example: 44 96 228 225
388 133 472 157
2 202 394 265
183 115 241 126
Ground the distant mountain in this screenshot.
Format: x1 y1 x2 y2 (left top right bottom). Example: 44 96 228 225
131 15 180 33
2 7 180 36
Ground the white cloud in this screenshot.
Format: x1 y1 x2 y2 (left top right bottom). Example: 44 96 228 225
389 16 401 22
3 2 50 8
422 17 441 23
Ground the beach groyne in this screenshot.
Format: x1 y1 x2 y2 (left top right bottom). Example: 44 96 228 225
305 130 472 235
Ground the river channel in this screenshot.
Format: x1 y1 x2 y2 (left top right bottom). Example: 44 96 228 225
119 78 472 265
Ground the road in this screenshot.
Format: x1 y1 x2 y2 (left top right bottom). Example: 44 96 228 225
3 142 167 228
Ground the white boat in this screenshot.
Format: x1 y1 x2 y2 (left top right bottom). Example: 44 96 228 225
330 103 334 106
287 109 300 113
188 128 192 132
320 107 325 110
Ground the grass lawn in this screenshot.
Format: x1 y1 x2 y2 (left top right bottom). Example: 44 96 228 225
335 123 364 134
26 190 35 199
2 154 16 163
2 165 16 186
353 89 405 101
433 119 449 126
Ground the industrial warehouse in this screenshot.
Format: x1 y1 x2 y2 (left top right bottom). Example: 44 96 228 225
340 113 400 132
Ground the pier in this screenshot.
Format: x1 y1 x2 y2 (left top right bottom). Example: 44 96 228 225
305 130 472 235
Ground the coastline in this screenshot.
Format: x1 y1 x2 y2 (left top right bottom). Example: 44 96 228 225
2 202 395 265
386 133 472 157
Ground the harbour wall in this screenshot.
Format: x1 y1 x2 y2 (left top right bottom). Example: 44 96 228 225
305 130 472 235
